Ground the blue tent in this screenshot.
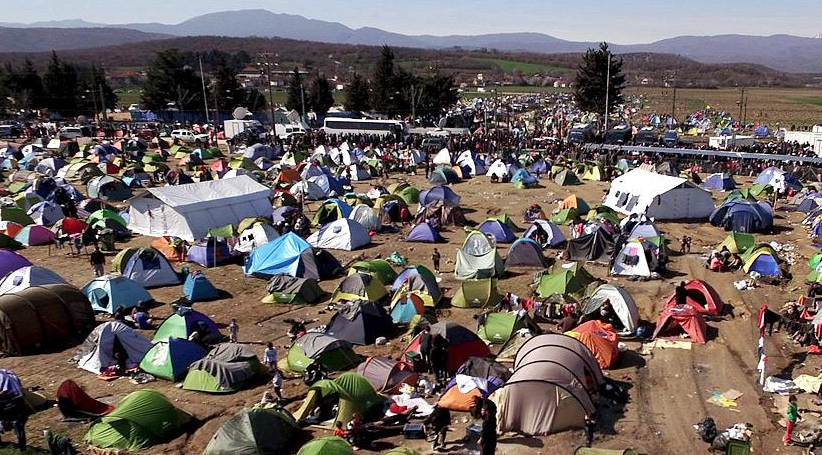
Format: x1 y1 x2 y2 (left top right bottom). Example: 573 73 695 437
798 197 821 214
511 169 538 188
703 173 737 190
745 252 781 277
709 200 774 233
529 160 549 176
82 275 153 314
478 219 516 243
186 238 234 268
309 173 346 196
418 185 460 207
405 222 443 243
754 167 802 191
390 295 423 324
244 232 341 280
754 125 770 138
183 272 220 302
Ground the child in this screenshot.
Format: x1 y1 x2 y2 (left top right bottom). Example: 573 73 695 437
347 413 363 450
228 318 239 343
784 394 800 445
263 342 278 371
271 368 283 401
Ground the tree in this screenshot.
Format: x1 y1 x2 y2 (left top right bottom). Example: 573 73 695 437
141 49 206 113
16 59 43 110
309 74 334 116
213 59 246 113
42 52 80 115
418 71 459 118
574 42 625 114
344 73 370 112
285 67 307 114
90 65 118 111
371 45 397 113
244 88 268 113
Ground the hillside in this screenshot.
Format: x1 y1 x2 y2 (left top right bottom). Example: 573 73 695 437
0 27 170 53
2 10 822 72
0 36 815 89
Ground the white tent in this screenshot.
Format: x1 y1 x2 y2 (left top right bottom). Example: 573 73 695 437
235 223 279 254
582 284 640 336
76 321 152 374
307 218 371 251
349 204 379 231
290 180 326 200
456 150 487 176
611 239 652 278
347 164 371 181
523 220 565 247
603 169 714 220
0 266 68 295
127 175 272 242
432 148 452 166
486 160 510 180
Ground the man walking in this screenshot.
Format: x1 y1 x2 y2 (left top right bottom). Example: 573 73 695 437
90 246 105 277
432 248 441 274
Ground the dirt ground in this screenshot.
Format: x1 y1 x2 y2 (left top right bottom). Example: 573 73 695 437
2 161 821 455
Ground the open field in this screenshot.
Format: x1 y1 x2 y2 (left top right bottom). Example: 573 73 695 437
0 145 817 454
476 58 572 76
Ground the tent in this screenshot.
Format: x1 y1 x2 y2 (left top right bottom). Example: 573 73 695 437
0 232 21 250
0 284 95 355
574 449 638 455
486 160 510 180
348 204 379 231
263 274 324 304
537 263 597 299
523 220 565 248
183 272 220 302
139 338 207 381
187 238 235 268
128 176 272 242
478 312 539 344
582 284 639 335
183 343 264 393
451 278 502 308
55 217 88 235
495 334 603 435
0 249 31 278
478 219 516 243
290 180 326 201
326 300 395 345
356 356 418 394
27 200 63 227
350 259 397 286
582 164 605 181
454 230 505 280
718 232 755 254
754 167 802 192
415 201 468 227
391 265 442 302
235 223 279 254
566 229 615 263
505 237 549 268
438 357 511 411
610 237 663 278
703 173 737 190
293 374 383 427
56 379 113 419
664 279 725 316
82 275 153 314
709 200 774 233
551 208 578 226
75 321 152 373
626 219 660 240
120 248 181 288
742 244 781 277
308 218 371 251
331 272 387 303
429 166 459 185
418 185 460 208
204 406 299 455
565 320 619 369
0 265 67 295
652 306 707 343
13 224 55 246
0 206 34 226
604 169 714 220
87 175 132 201
153 309 221 343
405 222 444 243
286 333 360 373
84 390 191 451
389 292 428 324
245 232 341 280
559 194 590 213
554 169 581 186
404 322 490 373
312 199 353 226
296 437 354 455
511 168 538 189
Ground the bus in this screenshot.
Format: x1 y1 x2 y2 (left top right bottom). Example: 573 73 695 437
322 118 409 138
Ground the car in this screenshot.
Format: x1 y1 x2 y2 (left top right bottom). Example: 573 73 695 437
0 124 21 138
421 137 446 150
171 129 209 144
662 130 679 147
128 104 140 111
58 126 90 140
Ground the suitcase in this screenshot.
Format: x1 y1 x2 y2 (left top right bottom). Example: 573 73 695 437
403 423 425 439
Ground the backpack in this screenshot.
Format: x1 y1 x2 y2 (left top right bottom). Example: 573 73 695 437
697 417 717 443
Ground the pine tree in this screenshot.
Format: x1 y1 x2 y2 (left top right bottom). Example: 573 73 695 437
213 59 246 113
574 42 625 114
42 52 80 115
90 65 118 111
141 49 205 113
371 45 397 112
18 59 43 109
285 67 307 114
344 73 370 112
309 74 334 116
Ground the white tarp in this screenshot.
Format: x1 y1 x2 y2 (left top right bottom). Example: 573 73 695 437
127 175 272 242
603 169 714 220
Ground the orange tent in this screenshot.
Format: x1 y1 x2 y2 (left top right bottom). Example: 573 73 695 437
559 194 586 211
150 236 188 263
565 320 619 369
274 168 301 186
438 383 482 411
0 221 23 238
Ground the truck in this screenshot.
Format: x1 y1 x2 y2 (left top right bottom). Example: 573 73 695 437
708 135 755 150
274 123 307 140
223 119 268 141
567 123 596 145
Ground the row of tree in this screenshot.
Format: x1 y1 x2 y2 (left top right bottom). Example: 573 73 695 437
0 53 117 117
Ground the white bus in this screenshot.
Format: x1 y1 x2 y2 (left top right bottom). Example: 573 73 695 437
322 118 409 138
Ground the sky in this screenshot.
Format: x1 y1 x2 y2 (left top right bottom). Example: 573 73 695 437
4 0 822 43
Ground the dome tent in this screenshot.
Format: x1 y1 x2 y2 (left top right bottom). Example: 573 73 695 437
119 248 181 288
75 321 152 373
582 284 640 336
182 343 265 393
709 200 774 233
0 265 67 295
505 237 549 268
565 320 620 369
405 221 444 243
478 312 540 344
356 356 418 394
153 309 221 343
451 278 502 308
139 338 207 381
455 230 504 280
404 322 490 373
262 274 325 305
82 275 153 314
244 232 341 280
293 373 383 429
331 272 388 303
703 173 737 190
325 300 395 345
204 406 300 455
523 220 565 248
285 332 360 373
307 218 371 251
0 249 32 278
478 218 516 243
56 379 113 419
183 271 220 302
652 305 707 344
296 437 354 455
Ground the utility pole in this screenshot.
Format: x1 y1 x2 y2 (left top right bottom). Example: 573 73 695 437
89 88 99 125
671 75 677 123
604 51 611 133
300 83 306 123
261 54 277 128
198 54 210 124
98 84 106 122
410 84 424 123
738 87 745 125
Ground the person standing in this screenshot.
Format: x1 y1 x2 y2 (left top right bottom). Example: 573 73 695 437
784 394 800 445
479 401 497 455
271 367 283 402
430 335 448 385
418 326 432 372
584 412 597 447
263 342 278 371
425 405 451 451
228 318 239 343
90 246 105 277
432 248 441 274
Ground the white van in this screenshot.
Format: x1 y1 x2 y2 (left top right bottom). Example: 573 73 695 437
171 129 209 144
274 123 307 140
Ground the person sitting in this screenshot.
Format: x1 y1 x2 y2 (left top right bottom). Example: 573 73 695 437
131 304 152 330
346 412 364 449
709 253 723 272
727 253 743 270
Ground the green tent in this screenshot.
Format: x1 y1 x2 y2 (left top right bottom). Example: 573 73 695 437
487 213 519 231
723 189 758 203
230 157 259 171
139 339 207 381
554 169 581 186
0 206 34 226
0 233 22 249
87 209 128 228
551 208 578 225
451 279 502 308
208 224 239 238
207 147 224 158
84 390 191 451
182 344 265 393
204 406 300 455
297 437 354 455
111 247 140 273
478 312 539 344
7 181 28 194
537 263 596 299
749 183 774 198
718 232 755 254
351 260 398 285
394 186 420 205
13 193 41 211
293 373 382 427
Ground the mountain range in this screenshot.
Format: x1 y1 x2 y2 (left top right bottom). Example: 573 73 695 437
2 9 822 73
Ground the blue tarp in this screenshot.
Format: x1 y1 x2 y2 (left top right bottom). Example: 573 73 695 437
183 273 220 302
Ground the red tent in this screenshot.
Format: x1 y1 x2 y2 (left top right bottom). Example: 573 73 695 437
57 380 114 418
59 217 88 235
652 305 707 344
403 322 490 373
665 279 724 316
210 159 229 173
